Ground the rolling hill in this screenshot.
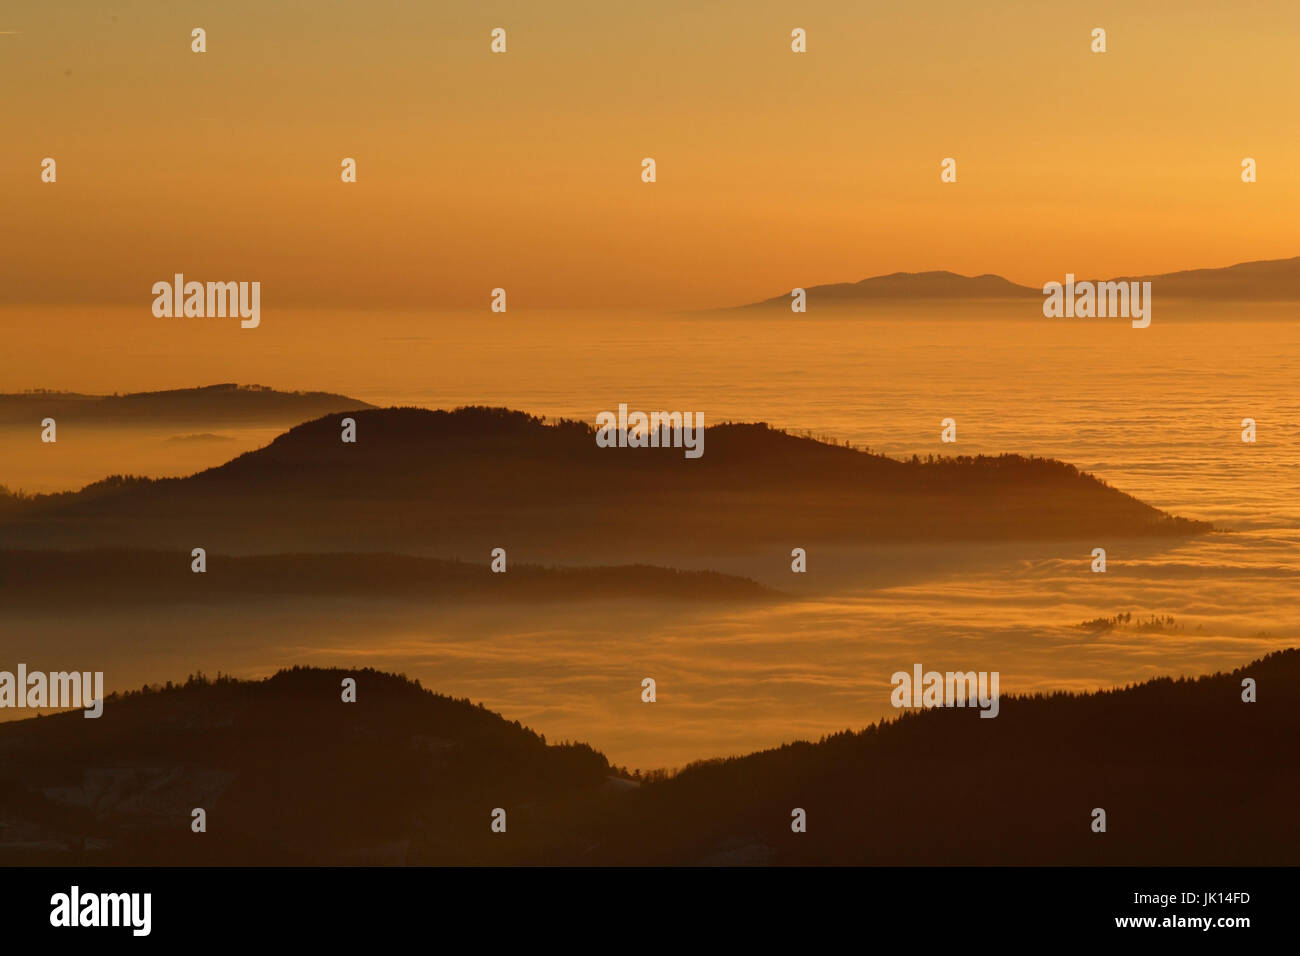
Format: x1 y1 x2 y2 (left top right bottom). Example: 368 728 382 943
0 407 1209 562
0 667 614 865
593 648 1300 865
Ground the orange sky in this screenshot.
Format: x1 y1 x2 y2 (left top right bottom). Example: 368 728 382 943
2 0 1297 309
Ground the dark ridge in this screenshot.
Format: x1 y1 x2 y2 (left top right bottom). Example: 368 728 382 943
0 406 1209 560
594 648 1300 864
1 651 1294 864
0 384 373 427
0 549 774 607
0 667 615 865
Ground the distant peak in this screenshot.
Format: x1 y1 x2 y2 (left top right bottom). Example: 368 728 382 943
737 256 1300 308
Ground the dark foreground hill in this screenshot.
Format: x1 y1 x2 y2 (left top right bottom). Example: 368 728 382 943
0 667 614 865
1 651 1295 865
0 384 371 428
596 648 1300 865
0 407 1208 561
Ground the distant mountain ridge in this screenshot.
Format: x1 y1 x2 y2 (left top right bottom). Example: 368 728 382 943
740 256 1300 308
0 384 372 427
746 271 1039 305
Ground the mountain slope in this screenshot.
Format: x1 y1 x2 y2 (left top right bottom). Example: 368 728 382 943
1101 256 1300 300
597 648 1300 865
0 667 614 865
0 407 1208 561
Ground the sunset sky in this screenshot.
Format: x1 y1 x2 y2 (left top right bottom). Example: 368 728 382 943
3 1 1300 867
2 0 1297 309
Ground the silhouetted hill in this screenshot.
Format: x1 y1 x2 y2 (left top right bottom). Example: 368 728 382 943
0 384 372 428
0 407 1208 560
740 257 1300 308
2 652 1294 864
0 667 613 865
0 549 773 607
742 271 1038 308
597 649 1300 865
